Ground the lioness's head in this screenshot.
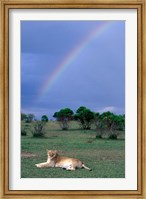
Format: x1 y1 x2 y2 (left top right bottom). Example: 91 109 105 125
47 150 58 159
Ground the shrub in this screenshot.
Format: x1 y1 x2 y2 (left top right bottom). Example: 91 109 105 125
96 134 102 139
109 134 117 140
21 129 27 136
31 121 47 137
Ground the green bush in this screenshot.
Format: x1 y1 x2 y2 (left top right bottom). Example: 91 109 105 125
31 121 47 137
21 129 27 136
96 134 102 139
109 134 117 140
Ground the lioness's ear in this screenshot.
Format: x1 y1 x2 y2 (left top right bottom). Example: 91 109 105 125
54 150 58 155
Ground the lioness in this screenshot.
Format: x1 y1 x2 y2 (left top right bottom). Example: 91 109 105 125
35 150 91 171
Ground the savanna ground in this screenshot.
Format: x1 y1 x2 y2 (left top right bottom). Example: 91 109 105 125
21 121 125 178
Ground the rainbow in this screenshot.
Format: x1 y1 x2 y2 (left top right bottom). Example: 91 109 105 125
37 21 114 101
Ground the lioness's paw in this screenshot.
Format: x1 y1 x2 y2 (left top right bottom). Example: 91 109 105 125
35 164 41 168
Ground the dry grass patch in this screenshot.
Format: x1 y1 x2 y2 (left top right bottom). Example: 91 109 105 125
21 152 37 158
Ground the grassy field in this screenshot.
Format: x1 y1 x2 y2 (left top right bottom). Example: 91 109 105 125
21 121 125 178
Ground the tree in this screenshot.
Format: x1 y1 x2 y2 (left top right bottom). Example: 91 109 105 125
26 113 35 123
53 112 58 118
41 115 49 122
99 111 115 138
94 112 103 138
53 108 74 130
95 111 125 139
21 113 27 121
74 106 95 130
109 114 125 132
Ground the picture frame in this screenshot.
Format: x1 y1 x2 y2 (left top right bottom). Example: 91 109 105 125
0 0 145 198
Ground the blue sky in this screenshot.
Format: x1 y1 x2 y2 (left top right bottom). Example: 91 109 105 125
21 20 125 119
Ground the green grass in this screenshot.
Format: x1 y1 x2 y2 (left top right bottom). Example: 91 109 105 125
21 121 125 178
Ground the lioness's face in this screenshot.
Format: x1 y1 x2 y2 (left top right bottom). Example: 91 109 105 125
47 150 57 158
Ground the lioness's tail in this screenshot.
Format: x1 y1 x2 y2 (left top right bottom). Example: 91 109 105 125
82 163 92 171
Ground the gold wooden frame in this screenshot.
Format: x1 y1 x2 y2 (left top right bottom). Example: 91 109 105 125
0 0 145 198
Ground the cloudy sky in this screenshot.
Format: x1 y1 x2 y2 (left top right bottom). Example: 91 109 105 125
21 20 125 119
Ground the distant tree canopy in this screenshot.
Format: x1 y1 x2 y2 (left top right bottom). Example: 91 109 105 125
95 111 125 139
21 108 125 139
41 115 49 122
74 106 95 130
21 113 35 123
53 108 74 130
26 114 35 123
21 113 27 121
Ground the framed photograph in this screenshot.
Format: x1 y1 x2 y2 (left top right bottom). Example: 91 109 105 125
0 0 145 198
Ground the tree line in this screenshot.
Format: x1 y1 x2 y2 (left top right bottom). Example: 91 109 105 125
21 106 125 139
